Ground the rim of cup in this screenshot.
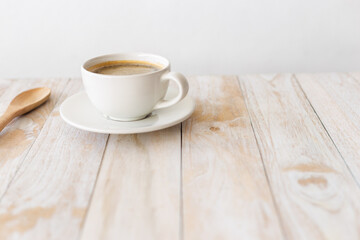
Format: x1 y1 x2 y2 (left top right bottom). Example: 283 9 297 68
81 52 170 78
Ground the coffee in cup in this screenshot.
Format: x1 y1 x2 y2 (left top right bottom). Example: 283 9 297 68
87 60 162 76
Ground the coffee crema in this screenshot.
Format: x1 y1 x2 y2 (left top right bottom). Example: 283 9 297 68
88 60 163 76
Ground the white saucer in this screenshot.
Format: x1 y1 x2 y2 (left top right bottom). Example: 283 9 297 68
60 88 195 134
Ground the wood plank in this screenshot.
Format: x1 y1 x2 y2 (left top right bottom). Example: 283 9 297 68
0 78 69 196
296 73 360 185
81 126 181 240
349 72 360 81
182 76 284 240
239 74 360 240
0 79 109 240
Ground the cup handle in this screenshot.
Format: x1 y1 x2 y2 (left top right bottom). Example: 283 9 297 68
153 72 189 110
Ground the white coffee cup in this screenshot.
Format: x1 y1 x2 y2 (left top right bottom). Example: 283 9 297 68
81 53 189 121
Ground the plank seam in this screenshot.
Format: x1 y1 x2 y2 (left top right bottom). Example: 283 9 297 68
236 75 288 240
0 77 71 203
347 73 360 83
293 74 360 189
180 123 184 240
77 133 110 240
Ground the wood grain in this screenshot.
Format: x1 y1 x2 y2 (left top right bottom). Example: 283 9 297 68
0 79 109 240
296 73 360 186
81 126 181 240
0 78 68 196
349 72 360 82
239 74 360 240
182 76 284 240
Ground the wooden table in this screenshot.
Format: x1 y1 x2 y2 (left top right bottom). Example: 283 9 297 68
0 73 360 240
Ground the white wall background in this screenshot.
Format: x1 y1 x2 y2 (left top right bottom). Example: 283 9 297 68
1 0 359 78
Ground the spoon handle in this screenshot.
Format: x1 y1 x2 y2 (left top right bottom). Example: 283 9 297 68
0 112 15 132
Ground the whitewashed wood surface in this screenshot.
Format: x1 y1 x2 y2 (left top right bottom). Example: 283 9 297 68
0 73 359 240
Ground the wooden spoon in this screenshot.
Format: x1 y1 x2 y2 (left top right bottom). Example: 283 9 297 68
0 87 51 132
